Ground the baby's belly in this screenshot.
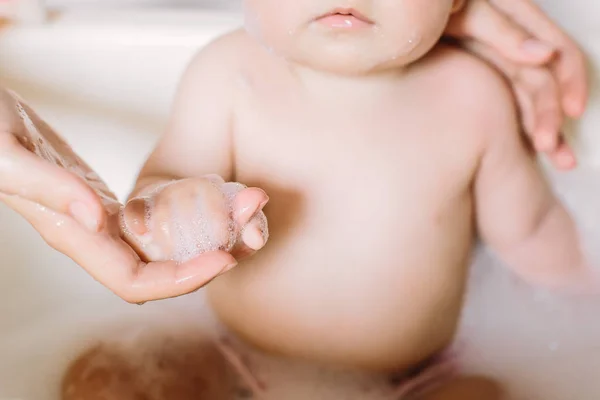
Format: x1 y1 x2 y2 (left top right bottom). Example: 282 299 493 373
208 196 474 372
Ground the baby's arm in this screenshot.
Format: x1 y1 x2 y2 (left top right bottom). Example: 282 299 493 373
123 31 268 264
472 67 593 292
132 34 238 195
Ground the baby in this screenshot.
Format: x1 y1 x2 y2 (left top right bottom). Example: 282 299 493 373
53 0 593 398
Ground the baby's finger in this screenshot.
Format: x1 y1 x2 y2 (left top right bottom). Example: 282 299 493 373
229 215 268 261
232 187 269 228
0 135 105 232
226 187 269 261
122 178 236 264
241 212 269 252
446 1 554 64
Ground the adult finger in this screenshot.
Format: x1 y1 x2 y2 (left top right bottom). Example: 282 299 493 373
490 0 589 116
463 40 566 150
2 195 237 303
552 42 588 117
462 40 575 170
517 66 564 152
550 138 577 170
514 66 577 170
115 251 238 303
0 133 106 232
446 0 555 64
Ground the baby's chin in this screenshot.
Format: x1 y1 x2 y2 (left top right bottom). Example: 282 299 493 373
283 46 419 77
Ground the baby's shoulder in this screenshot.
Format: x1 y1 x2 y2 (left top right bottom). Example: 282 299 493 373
183 28 260 85
414 45 518 134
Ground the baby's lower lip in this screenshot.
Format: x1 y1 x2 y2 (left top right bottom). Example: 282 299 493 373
316 14 373 29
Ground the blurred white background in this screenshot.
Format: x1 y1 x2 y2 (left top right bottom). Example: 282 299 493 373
0 2 599 400
45 0 241 9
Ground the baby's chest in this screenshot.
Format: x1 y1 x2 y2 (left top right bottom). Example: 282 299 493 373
233 104 478 242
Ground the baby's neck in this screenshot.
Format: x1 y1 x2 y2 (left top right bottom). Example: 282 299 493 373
287 61 409 101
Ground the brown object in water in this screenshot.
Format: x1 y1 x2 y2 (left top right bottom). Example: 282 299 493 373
61 335 236 400
418 376 503 400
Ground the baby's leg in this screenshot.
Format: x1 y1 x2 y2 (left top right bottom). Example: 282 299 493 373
61 335 237 400
389 350 458 399
388 348 500 400
417 376 502 400
216 337 267 397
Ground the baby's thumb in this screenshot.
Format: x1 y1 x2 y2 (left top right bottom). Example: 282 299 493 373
232 187 269 251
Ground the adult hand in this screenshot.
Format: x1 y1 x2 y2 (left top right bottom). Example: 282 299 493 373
446 0 588 170
0 88 240 303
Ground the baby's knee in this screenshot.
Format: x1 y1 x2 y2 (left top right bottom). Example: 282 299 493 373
419 376 503 400
61 334 235 400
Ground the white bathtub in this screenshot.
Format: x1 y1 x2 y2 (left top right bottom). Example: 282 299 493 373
1 5 600 400
0 8 240 400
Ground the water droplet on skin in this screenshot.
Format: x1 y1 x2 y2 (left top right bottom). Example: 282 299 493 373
405 31 421 51
160 221 169 235
56 220 65 227
119 208 129 235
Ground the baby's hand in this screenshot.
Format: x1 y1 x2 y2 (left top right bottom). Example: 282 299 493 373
121 176 269 265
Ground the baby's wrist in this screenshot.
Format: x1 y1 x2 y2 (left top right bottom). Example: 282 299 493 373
556 261 600 297
129 177 178 199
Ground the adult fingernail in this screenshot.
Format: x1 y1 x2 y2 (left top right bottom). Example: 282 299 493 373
521 40 555 58
558 151 576 168
69 201 99 232
565 96 586 118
